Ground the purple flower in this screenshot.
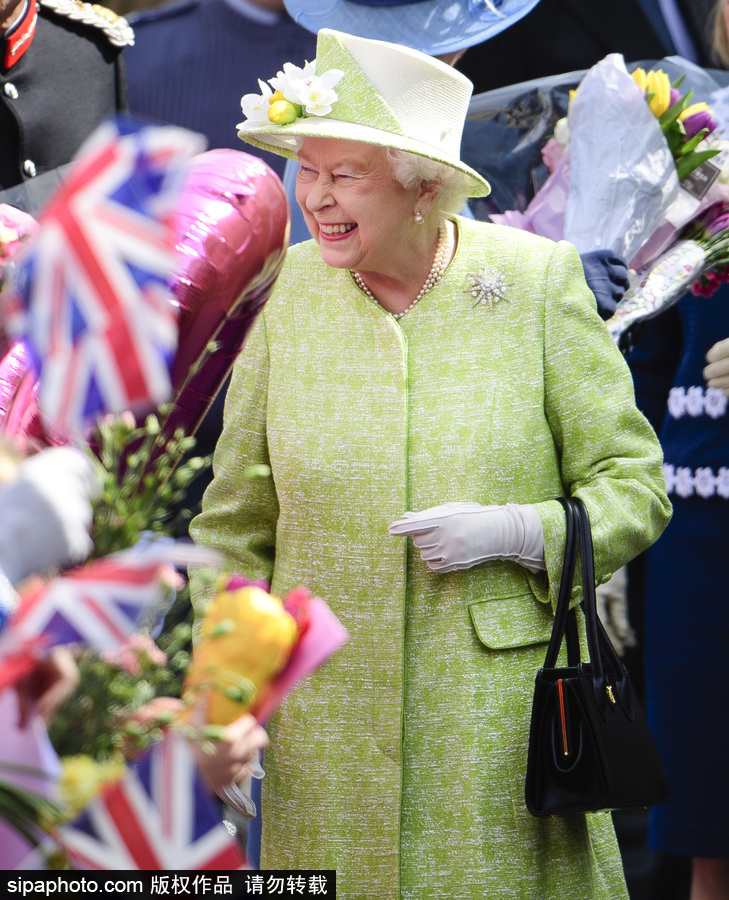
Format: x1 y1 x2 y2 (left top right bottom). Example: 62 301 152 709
683 109 717 139
669 87 680 107
695 202 729 237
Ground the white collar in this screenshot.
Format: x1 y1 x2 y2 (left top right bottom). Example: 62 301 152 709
221 0 284 26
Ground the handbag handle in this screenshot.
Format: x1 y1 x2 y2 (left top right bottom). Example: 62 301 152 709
544 497 630 713
543 497 578 669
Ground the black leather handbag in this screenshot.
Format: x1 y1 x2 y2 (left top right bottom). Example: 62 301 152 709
525 496 670 816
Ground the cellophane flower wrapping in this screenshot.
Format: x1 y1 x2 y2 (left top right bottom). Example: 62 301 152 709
563 54 679 261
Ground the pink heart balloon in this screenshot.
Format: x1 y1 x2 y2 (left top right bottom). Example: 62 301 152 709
164 149 290 440
0 341 63 452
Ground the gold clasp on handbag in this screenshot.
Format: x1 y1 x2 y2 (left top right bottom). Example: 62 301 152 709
606 684 616 705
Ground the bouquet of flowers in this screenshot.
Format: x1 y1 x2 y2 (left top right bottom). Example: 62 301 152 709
491 54 724 265
184 578 348 726
606 200 729 341
468 54 729 344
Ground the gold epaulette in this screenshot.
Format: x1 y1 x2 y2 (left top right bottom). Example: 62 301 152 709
39 0 135 47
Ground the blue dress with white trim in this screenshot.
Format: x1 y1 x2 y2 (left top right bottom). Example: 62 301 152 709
629 285 729 858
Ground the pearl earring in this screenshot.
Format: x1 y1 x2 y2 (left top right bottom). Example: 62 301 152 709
414 211 424 224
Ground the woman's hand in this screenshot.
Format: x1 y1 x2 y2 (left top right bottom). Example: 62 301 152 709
704 338 729 397
16 647 80 728
124 697 270 793
389 502 545 573
186 701 269 793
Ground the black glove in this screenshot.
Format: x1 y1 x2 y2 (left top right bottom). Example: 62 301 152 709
580 249 629 320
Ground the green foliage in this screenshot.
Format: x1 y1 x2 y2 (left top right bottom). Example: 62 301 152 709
658 84 721 182
0 772 60 847
89 409 211 559
48 603 193 760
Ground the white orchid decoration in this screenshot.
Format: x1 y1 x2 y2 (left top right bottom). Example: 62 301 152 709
240 79 275 124
239 59 345 126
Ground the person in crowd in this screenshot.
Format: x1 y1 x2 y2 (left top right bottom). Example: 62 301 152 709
0 0 132 196
456 0 718 93
622 5 729 899
0 444 269 845
713 0 729 64
190 27 671 897
627 290 729 900
124 0 316 177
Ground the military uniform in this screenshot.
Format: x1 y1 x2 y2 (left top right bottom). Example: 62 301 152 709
0 0 134 190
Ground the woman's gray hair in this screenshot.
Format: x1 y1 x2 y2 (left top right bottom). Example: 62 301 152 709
386 148 474 215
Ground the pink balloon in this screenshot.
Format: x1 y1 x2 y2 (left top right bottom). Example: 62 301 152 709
0 341 62 452
164 149 290 439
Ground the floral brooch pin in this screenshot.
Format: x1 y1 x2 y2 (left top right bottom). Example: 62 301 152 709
464 264 513 310
240 60 345 126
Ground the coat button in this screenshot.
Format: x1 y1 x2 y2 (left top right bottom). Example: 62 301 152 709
3 83 18 99
23 159 37 177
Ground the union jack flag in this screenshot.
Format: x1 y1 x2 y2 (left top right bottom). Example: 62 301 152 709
58 734 247 870
8 548 176 652
14 116 204 437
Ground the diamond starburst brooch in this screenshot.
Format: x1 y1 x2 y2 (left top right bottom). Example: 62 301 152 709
465 265 513 310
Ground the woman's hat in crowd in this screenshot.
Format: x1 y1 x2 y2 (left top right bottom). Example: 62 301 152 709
236 28 491 198
283 0 542 57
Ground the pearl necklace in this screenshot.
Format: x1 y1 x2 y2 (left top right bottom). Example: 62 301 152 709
350 222 451 320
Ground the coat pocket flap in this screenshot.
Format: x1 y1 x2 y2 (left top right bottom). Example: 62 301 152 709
469 594 555 650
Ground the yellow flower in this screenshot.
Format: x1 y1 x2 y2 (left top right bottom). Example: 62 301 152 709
268 99 302 125
631 68 647 92
184 585 299 725
58 755 126 819
0 223 19 246
645 69 671 116
679 101 712 122
568 88 578 106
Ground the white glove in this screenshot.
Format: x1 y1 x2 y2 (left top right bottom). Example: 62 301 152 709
0 447 100 586
704 337 729 397
388 501 546 574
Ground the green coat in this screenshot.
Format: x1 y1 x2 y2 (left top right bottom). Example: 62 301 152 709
190 217 671 899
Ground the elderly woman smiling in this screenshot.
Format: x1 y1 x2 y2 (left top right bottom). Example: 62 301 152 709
190 28 671 900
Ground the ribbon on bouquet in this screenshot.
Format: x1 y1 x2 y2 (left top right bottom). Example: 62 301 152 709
606 240 708 343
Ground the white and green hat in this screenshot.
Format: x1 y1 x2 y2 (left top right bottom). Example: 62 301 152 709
236 28 491 199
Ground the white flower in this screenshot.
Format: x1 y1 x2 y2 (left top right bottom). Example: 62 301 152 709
704 387 728 419
716 467 729 499
694 466 716 498
271 60 344 117
240 79 274 124
674 466 695 498
269 60 317 99
686 385 705 417
298 71 344 116
662 463 676 494
667 386 687 419
553 117 571 147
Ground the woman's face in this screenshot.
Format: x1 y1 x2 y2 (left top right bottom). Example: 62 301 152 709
295 138 427 275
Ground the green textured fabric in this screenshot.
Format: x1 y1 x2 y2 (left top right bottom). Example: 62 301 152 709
316 31 404 136
190 216 671 899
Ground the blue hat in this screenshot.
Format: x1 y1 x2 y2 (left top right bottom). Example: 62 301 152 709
283 0 542 57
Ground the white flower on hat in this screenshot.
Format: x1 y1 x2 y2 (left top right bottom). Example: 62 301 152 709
240 79 274 124
270 60 344 118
